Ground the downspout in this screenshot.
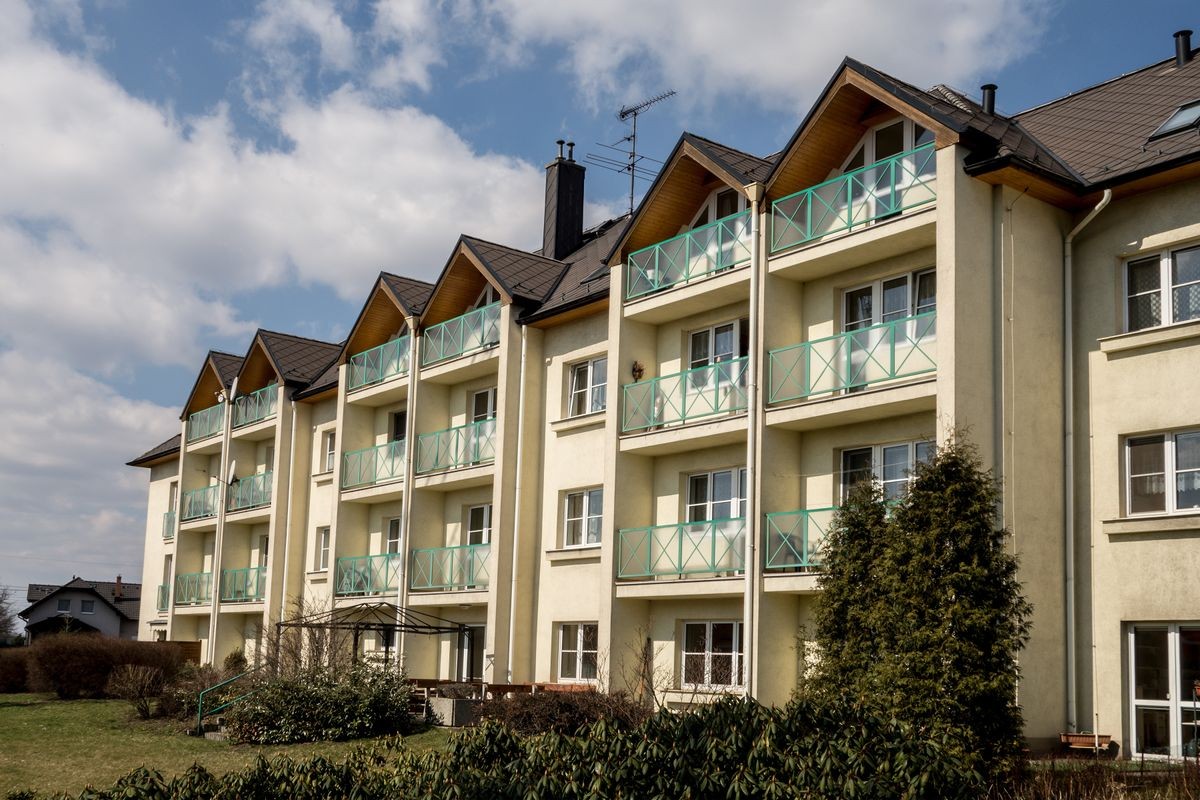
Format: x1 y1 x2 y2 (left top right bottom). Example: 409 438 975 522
398 325 419 665
743 188 762 697
279 401 299 632
506 324 529 683
1064 188 1110 732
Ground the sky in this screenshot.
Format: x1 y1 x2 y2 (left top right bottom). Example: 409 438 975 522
0 0 1194 610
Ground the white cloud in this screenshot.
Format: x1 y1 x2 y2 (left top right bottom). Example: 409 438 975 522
369 0 445 92
246 0 357 75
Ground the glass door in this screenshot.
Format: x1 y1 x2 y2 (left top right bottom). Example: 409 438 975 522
1129 625 1200 757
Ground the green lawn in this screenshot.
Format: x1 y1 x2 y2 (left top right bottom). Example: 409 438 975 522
0 694 452 796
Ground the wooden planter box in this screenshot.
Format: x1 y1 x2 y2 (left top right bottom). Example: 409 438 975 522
1060 732 1112 750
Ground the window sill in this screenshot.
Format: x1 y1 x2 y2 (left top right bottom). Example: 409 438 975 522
306 569 329 582
550 411 606 434
1101 513 1200 536
313 472 334 486
546 546 602 564
1099 319 1200 355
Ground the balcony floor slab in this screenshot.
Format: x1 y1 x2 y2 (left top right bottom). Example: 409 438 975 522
413 462 495 492
619 414 747 456
346 378 409 407
340 479 406 504
764 377 935 431
406 588 489 607
623 265 751 324
614 576 744 600
768 207 936 283
419 346 499 385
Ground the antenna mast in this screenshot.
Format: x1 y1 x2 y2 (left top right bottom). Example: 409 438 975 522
611 90 676 214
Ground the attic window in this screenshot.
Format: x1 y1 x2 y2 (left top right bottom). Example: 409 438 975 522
1150 100 1200 140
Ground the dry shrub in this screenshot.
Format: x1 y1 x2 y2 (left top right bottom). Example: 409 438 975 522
26 634 182 699
0 648 28 693
480 689 651 735
107 664 166 719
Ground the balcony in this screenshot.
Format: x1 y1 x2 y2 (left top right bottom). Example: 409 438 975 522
231 384 277 430
767 312 936 405
420 302 501 367
156 584 169 612
342 440 405 490
186 404 224 443
769 143 936 256
226 471 272 513
617 518 745 580
334 554 402 597
409 543 490 591
348 336 411 392
181 485 220 522
219 566 267 603
174 572 212 606
414 419 495 475
763 509 834 571
622 358 748 434
162 510 176 540
626 209 752 300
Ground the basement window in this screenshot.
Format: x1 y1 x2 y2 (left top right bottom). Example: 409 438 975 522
1149 100 1200 140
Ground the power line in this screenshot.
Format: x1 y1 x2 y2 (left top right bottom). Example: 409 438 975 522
584 89 676 214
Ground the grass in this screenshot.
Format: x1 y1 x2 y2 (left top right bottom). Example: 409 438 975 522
0 693 453 796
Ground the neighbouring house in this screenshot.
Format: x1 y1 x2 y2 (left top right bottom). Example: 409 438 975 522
19 577 141 642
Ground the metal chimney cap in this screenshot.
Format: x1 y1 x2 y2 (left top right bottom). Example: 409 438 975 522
555 139 565 159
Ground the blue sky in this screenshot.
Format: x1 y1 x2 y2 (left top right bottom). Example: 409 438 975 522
0 0 1194 604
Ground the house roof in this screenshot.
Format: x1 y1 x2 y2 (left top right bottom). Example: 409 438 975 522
126 433 181 467
254 330 342 387
210 351 244 388
683 132 777 184
460 236 572 305
22 578 142 623
380 273 435 315
522 216 629 322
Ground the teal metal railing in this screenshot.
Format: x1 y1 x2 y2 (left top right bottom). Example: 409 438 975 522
763 508 835 571
414 419 496 474
617 518 746 579
162 510 176 540
409 543 490 591
348 336 411 391
622 357 748 433
767 312 936 404
174 571 212 605
341 440 405 489
227 471 272 512
769 144 937 254
156 584 169 611
334 553 403 596
181 485 220 521
231 383 278 429
626 209 752 300
196 669 259 735
420 302 501 366
220 566 267 602
186 404 225 443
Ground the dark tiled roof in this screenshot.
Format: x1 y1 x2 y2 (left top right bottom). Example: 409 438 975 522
524 217 629 321
684 132 776 184
296 358 340 399
257 331 342 386
381 273 435 315
23 578 142 622
461 236 571 304
1015 55 1200 185
126 433 181 467
210 351 244 388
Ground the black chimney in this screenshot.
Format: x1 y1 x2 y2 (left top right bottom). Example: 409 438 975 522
543 139 585 260
1175 30 1194 66
981 83 997 115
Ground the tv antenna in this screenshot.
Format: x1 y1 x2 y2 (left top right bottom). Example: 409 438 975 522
585 89 676 214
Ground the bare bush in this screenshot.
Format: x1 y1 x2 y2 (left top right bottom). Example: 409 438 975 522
107 664 165 719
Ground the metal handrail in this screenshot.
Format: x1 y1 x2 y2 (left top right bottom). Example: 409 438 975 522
226 471 272 512
409 543 491 590
621 357 748 433
420 302 501 366
196 669 259 735
626 209 752 299
617 518 746 579
162 510 176 539
181 485 220 521
334 553 403 596
231 383 278 429
186 404 225 443
348 336 411 391
219 566 267 602
341 439 405 489
173 571 212 605
763 508 836 571
414 419 496 474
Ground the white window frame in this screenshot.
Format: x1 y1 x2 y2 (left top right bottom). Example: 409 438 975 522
471 388 497 422
567 356 607 417
1125 245 1200 333
471 283 499 309
466 504 492 545
842 268 936 332
840 440 935 502
681 620 744 689
386 517 402 555
80 599 95 614
316 526 331 571
1125 430 1200 517
558 622 599 682
686 468 747 523
321 430 336 474
564 488 603 548
56 598 70 613
1127 623 1200 758
838 117 935 175
687 186 746 231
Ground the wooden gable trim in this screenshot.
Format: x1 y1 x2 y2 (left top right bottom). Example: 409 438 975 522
237 335 282 393
181 356 229 420
420 242 509 330
340 280 410 365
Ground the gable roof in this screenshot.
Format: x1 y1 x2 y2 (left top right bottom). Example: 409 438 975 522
22 578 142 623
460 236 571 305
684 132 777 184
380 273 435 315
210 351 245 388
253 330 342 387
126 433 181 467
522 216 628 322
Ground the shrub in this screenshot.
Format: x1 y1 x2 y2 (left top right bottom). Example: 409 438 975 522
223 661 415 744
26 635 182 699
107 664 166 719
480 689 650 735
0 648 28 693
157 661 225 721
222 648 248 677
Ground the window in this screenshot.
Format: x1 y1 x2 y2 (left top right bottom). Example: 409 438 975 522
559 623 599 681
686 468 747 522
472 388 497 422
56 598 70 613
264 444 275 470
258 535 270 569
81 600 95 614
386 518 402 554
390 411 407 442
688 320 750 396
682 621 744 688
1150 100 1200 140
467 504 492 545
322 431 336 473
316 526 331 570
841 440 935 502
472 284 499 309
689 187 745 230
168 482 178 513
568 357 607 417
564 488 603 547
1126 431 1200 515
1126 246 1200 332
844 269 936 332
841 118 935 176
1128 624 1200 757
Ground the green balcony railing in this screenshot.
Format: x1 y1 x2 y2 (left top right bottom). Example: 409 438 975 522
174 572 212 606
334 554 403 597
348 336 411 391
626 209 752 300
767 312 936 404
227 471 272 512
181 485 220 521
617 518 746 579
622 357 748 433
220 566 267 602
763 508 835 571
342 440 405 489
231 383 278 429
162 510 176 540
186 404 225 443
156 584 169 611
409 543 490 591
770 143 936 254
420 302 501 366
414 419 496 474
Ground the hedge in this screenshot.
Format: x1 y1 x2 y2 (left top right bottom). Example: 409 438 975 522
26 634 183 700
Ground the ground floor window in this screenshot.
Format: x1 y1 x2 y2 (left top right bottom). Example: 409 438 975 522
682 621 744 689
558 622 598 681
1129 624 1200 757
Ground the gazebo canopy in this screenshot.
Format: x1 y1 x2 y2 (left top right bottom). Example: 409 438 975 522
275 602 466 636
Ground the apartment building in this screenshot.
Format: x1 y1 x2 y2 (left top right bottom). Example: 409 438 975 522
129 33 1200 755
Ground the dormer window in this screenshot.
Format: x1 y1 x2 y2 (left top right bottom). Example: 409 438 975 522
688 187 746 231
841 118 935 177
1150 99 1200 140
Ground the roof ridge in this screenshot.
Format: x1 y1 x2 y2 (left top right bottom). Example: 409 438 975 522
461 234 566 264
210 349 244 359
380 271 435 289
257 329 340 348
1016 55 1181 117
684 131 770 163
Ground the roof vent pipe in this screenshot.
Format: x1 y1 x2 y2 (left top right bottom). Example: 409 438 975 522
566 141 575 161
981 83 997 115
555 139 565 160
1176 30 1193 66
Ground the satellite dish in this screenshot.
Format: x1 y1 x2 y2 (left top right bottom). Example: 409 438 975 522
227 459 238 484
